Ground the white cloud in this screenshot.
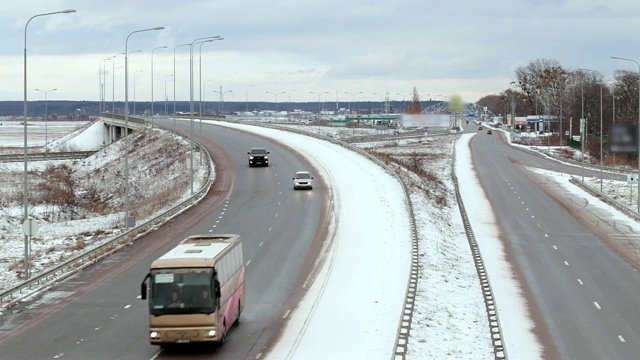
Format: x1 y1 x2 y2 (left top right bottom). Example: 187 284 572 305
2 0 640 103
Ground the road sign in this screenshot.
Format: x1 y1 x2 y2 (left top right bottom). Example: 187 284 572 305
627 173 638 185
22 218 39 236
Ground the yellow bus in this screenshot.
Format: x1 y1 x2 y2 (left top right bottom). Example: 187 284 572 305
140 234 245 347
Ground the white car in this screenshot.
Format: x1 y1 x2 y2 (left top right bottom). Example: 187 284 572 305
293 171 313 190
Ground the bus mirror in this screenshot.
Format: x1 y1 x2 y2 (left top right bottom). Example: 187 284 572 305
141 282 147 300
214 280 221 298
141 274 150 300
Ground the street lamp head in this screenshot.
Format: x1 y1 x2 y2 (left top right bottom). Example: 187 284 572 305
153 26 164 30
62 9 76 13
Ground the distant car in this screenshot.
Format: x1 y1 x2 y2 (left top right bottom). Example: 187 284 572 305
293 171 313 190
487 129 492 135
478 126 483 130
248 148 269 167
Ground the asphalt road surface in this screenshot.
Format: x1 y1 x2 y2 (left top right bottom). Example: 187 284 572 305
0 119 330 360
470 127 640 359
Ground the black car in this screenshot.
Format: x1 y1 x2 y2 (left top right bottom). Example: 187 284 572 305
248 148 270 167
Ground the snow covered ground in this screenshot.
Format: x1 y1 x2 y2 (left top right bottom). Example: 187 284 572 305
0 119 208 287
2 119 640 359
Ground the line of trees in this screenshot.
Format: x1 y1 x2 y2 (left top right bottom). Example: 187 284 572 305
477 58 640 163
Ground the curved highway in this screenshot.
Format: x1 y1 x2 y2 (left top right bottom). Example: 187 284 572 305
0 119 331 359
470 128 640 359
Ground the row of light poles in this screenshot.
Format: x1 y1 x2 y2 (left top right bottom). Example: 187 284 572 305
611 56 640 213
574 58 640 214
21 11 228 278
23 9 77 279
34 88 56 152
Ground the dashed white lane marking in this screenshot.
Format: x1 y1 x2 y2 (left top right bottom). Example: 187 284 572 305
283 309 291 319
259 242 264 247
553 245 558 250
564 261 570 266
246 260 251 266
268 226 272 232
255 352 263 359
577 279 584 285
619 335 626 343
275 213 278 217
594 302 601 310
124 304 131 309
544 234 549 237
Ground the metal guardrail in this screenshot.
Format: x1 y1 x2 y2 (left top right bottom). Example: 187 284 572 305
0 151 97 163
450 138 507 360
234 121 420 360
0 132 214 312
569 176 640 221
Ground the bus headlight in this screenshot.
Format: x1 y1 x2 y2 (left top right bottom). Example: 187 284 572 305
207 330 217 337
150 331 160 339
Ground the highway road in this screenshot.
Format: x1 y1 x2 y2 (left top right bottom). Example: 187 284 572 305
470 128 640 359
0 120 331 359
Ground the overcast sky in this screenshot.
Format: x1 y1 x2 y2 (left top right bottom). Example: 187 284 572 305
1 0 638 104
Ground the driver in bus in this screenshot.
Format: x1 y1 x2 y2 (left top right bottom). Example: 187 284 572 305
167 291 181 308
195 290 212 307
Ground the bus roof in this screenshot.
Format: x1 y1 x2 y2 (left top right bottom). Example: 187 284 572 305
151 234 241 269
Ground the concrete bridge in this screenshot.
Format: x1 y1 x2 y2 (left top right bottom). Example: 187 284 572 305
100 113 146 144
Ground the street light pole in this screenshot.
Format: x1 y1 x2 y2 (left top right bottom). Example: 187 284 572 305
124 26 164 228
23 9 75 279
599 81 603 192
165 74 173 116
266 91 285 113
288 89 296 114
99 57 111 114
345 91 362 114
173 43 190 130
190 36 223 194
34 88 57 152
579 68 604 191
611 56 640 213
310 91 329 115
198 40 215 118
151 45 167 124
112 52 125 117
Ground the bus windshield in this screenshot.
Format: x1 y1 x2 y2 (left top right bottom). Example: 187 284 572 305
149 268 215 315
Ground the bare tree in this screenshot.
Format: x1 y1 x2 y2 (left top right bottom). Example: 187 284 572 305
407 86 422 114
